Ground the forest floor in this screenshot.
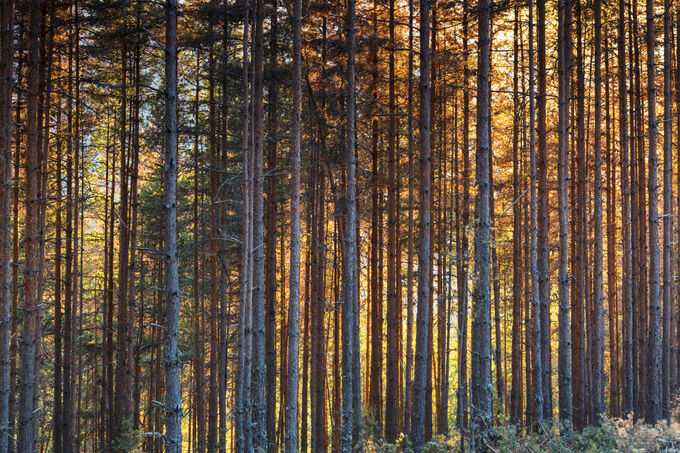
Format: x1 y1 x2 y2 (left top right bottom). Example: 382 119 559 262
364 411 680 452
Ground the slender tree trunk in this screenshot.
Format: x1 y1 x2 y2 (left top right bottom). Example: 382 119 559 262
617 0 633 417
192 50 207 453
557 0 573 427
384 0 398 440
0 0 14 448
113 6 131 446
235 3 251 450
457 0 471 432
409 0 431 445
528 0 544 425
645 0 662 423
285 0 302 447
604 32 619 418
404 0 415 433
340 0 358 449
592 0 605 423
163 0 182 449
264 2 279 448
510 6 523 427
471 0 492 438
18 0 44 449
250 0 267 444
661 0 673 421
536 0 552 421
572 0 587 428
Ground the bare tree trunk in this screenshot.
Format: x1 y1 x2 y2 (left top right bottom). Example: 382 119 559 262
536 0 552 421
284 0 302 448
163 0 182 449
471 0 492 438
604 33 619 418
557 0 573 427
235 3 251 450
384 0 399 438
528 0 544 425
645 0 662 423
617 0 633 417
510 5 523 427
592 0 605 423
409 0 431 445
0 0 14 448
661 0 673 421
113 6 131 446
18 0 44 449
340 0 358 448
264 3 279 447
404 0 415 434
457 0 471 432
251 0 267 444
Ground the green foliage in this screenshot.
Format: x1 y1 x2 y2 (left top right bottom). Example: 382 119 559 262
362 416 680 452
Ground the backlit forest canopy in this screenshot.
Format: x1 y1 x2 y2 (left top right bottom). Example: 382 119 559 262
0 0 680 450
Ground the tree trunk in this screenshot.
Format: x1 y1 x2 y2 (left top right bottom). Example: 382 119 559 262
385 0 398 440
235 3 251 450
251 0 267 444
661 0 673 421
645 0 662 423
265 2 279 447
163 0 182 449
0 0 14 449
529 0 544 425
471 0 492 438
536 0 552 421
409 0 431 445
592 0 605 423
618 0 633 417
557 0 573 427
285 0 302 447
17 0 44 449
510 5 523 427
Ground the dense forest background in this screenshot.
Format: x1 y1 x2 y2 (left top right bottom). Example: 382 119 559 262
1 0 680 450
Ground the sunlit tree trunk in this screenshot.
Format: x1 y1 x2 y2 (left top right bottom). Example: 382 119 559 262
661 0 673 421
645 0 662 423
471 0 492 438
0 0 14 449
17 0 44 449
162 0 182 449
557 0 573 427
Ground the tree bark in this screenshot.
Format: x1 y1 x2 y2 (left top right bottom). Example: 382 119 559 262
340 0 358 448
409 0 431 445
592 0 605 423
661 0 673 421
471 0 492 438
0 0 14 448
385 0 398 440
645 0 662 423
163 0 182 449
284 0 302 447
557 0 573 427
18 0 44 449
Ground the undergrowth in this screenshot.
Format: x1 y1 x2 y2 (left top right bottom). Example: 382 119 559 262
364 410 680 452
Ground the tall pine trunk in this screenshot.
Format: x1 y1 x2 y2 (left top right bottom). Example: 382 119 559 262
557 0 573 426
409 0 431 445
18 0 44 449
0 0 14 448
284 0 302 447
340 0 358 448
661 0 673 421
471 0 492 437
162 0 182 449
645 0 662 423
